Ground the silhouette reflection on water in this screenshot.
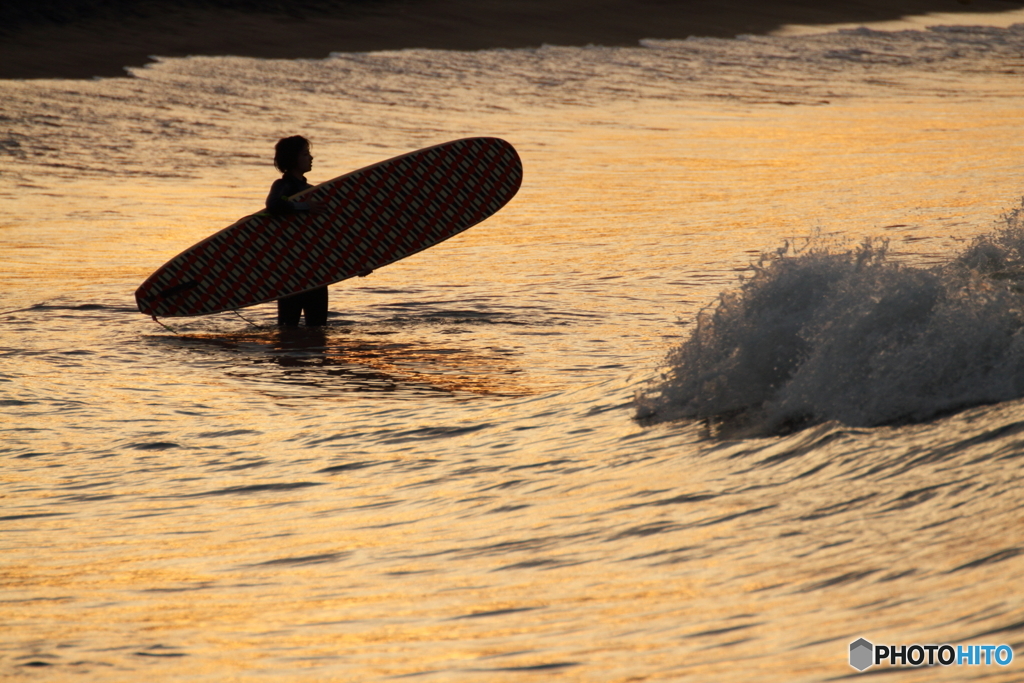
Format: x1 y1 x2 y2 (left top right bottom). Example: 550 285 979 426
158 325 532 401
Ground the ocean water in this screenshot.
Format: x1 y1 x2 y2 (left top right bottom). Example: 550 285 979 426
3 18 1024 682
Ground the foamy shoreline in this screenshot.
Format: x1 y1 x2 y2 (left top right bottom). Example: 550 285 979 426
3 0 1024 79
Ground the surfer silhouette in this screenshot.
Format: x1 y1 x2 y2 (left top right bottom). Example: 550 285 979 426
267 135 329 326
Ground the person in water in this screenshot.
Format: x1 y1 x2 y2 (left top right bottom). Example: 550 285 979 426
266 135 329 327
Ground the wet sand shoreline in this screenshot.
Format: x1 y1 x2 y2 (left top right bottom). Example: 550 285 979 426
3 0 1024 79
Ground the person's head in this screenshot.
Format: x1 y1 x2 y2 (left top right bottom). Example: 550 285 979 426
274 135 313 174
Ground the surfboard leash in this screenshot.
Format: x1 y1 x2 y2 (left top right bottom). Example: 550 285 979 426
151 312 260 333
232 309 261 329
150 315 182 334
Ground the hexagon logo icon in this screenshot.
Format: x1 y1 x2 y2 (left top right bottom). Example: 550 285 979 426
849 638 874 671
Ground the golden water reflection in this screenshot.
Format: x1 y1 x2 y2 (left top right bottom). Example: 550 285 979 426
163 327 534 400
4 32 1024 683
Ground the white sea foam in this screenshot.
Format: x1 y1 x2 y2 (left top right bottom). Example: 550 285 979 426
637 201 1024 433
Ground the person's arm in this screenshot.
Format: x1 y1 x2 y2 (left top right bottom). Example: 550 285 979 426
266 178 311 216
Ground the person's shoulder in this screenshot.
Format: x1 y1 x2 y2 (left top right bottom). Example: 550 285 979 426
277 174 310 194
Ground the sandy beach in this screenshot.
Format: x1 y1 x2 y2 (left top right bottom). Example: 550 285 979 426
3 0 1024 79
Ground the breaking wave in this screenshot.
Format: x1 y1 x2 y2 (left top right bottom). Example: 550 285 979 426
636 200 1024 435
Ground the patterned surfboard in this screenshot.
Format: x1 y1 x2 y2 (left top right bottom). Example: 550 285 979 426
135 137 522 318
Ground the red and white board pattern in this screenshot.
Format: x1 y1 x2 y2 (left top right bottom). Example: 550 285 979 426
135 137 522 318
